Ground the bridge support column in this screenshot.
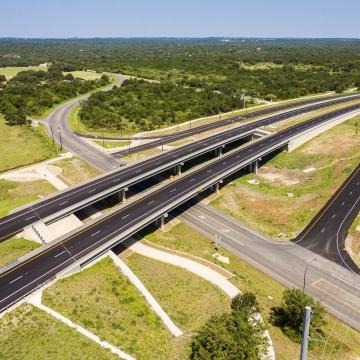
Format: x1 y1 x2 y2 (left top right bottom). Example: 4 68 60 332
118 187 129 204
157 213 169 231
252 160 258 174
212 179 223 194
174 162 184 176
215 145 225 157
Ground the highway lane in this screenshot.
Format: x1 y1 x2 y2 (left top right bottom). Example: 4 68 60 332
295 165 360 274
45 99 121 172
178 203 360 331
2 95 360 244
111 93 360 157
44 73 129 172
1 103 360 313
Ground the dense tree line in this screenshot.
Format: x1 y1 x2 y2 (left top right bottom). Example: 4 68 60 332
1 38 360 128
79 79 246 132
0 65 110 125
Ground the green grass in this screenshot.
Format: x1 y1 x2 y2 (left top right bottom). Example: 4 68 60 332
43 257 175 360
0 237 40 268
94 140 130 149
0 116 59 172
0 66 102 81
145 223 360 360
212 115 360 238
0 303 118 360
0 179 56 218
0 66 46 80
126 253 231 332
53 157 100 185
64 70 101 80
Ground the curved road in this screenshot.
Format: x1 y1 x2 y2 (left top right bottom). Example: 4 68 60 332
44 74 128 172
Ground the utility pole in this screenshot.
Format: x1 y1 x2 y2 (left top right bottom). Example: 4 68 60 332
300 306 312 360
58 127 63 151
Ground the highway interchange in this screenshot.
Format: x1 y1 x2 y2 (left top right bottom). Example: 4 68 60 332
1 92 360 243
1 102 360 330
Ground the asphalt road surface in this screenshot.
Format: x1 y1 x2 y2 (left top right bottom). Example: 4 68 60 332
44 73 128 172
295 164 360 274
178 202 360 331
1 95 360 244
1 103 359 316
111 93 360 157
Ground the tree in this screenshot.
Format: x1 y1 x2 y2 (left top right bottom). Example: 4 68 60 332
0 74 6 83
190 293 267 359
270 289 325 342
5 109 27 125
64 73 74 81
47 64 64 82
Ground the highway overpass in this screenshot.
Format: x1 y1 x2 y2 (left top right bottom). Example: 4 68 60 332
1 94 360 244
1 103 359 317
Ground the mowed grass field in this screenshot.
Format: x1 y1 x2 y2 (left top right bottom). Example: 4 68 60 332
43 253 232 359
0 304 118 360
43 257 175 360
0 66 102 81
0 116 59 173
145 223 360 360
0 66 46 79
125 253 231 358
212 115 360 239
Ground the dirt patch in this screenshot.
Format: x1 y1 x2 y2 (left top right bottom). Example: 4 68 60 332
257 166 304 185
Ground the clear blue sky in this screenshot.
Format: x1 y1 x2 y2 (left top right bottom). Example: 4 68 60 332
1 0 359 38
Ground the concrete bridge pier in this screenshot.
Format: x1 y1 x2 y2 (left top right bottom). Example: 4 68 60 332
118 187 129 204
155 213 169 231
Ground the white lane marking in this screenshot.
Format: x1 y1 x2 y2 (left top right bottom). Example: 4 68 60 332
330 273 360 292
332 214 336 219
148 200 154 205
113 179 121 183
9 275 23 284
54 250 66 258
59 201 68 206
189 178 195 182
170 188 176 193
122 214 129 219
90 230 101 237
0 256 74 305
341 202 345 206
25 215 36 221
321 227 326 233
88 188 97 193
349 191 353 196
